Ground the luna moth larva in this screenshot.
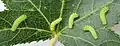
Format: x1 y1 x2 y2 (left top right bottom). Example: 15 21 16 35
83 25 98 39
100 6 109 25
68 13 78 28
50 17 62 31
11 15 27 31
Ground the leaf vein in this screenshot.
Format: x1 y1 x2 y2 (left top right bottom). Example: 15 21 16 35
28 0 50 26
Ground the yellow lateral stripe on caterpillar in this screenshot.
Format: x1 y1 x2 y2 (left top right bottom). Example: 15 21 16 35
83 25 98 39
100 6 109 25
68 13 78 28
11 15 27 31
50 17 62 31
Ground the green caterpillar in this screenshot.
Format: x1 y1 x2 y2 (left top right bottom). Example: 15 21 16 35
83 25 98 39
50 17 62 31
11 15 27 31
68 13 78 28
100 6 109 25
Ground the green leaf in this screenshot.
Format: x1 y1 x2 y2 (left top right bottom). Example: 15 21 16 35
59 0 120 46
0 0 61 45
0 0 120 46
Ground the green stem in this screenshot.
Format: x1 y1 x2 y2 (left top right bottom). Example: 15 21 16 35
50 34 58 46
